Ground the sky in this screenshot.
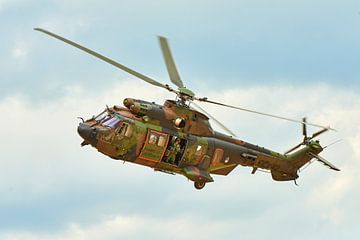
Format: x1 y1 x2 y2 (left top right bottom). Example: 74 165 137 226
0 0 360 239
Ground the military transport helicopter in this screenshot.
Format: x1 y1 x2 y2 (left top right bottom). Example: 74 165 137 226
35 28 340 190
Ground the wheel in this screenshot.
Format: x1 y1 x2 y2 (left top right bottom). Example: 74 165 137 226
194 181 206 190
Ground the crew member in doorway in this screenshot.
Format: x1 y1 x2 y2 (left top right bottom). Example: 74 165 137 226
168 138 181 164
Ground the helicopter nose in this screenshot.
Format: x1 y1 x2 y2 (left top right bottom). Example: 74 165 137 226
77 123 98 146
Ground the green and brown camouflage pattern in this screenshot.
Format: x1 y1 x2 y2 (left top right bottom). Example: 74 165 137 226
77 98 325 188
33 27 334 189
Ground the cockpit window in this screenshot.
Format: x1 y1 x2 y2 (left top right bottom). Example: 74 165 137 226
103 117 120 128
95 110 108 122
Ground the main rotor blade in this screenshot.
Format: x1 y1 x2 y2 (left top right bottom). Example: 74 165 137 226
192 102 237 137
308 152 340 171
196 98 334 130
34 28 170 90
158 36 184 88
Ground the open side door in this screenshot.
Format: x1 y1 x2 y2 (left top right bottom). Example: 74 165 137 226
139 129 169 163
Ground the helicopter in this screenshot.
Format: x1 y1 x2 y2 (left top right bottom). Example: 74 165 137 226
35 28 340 190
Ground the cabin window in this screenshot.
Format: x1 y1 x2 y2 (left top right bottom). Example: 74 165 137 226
103 117 120 128
148 131 167 145
212 148 224 164
157 135 167 147
149 133 158 144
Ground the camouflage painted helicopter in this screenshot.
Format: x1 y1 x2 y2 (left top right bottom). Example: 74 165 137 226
35 28 340 189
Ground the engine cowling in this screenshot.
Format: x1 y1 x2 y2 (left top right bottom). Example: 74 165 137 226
123 98 153 116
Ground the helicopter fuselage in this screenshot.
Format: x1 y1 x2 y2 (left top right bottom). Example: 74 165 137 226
77 98 323 188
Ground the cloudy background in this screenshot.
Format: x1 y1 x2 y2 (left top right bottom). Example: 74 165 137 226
1 0 360 239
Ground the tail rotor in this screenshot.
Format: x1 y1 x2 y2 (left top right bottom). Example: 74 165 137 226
285 117 330 154
285 117 340 172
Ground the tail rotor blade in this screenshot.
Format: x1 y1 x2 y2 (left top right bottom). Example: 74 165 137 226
302 117 307 140
311 128 329 139
284 142 303 155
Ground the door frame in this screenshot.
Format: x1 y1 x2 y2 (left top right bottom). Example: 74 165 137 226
139 129 170 162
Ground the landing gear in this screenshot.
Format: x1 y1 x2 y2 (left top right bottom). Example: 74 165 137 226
194 181 206 190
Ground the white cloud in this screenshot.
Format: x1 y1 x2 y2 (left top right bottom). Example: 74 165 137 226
0 0 25 11
12 43 28 59
0 0 8 10
0 215 239 240
0 80 169 202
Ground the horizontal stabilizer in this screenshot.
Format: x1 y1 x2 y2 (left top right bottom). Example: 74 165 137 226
308 152 340 171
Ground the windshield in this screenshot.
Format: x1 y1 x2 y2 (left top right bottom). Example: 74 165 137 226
103 117 121 128
95 110 109 122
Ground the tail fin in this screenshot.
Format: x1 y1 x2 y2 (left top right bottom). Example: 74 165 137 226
308 152 340 171
287 144 340 172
